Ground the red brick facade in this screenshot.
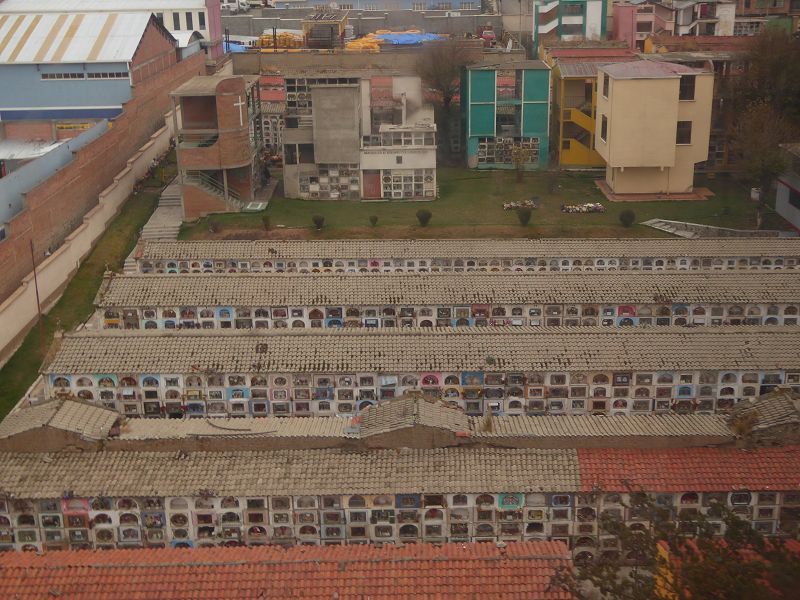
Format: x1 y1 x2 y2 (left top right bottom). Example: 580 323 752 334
0 49 205 303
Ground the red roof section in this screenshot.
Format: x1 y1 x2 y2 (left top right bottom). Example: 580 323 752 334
578 446 800 493
650 34 756 53
0 541 575 600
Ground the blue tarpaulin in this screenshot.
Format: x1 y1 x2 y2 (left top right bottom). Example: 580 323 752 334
374 33 444 45
224 41 248 53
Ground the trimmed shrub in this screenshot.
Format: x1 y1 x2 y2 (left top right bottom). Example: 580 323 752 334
416 209 432 227
619 209 636 228
369 215 379 227
312 214 325 230
516 207 532 226
261 215 270 231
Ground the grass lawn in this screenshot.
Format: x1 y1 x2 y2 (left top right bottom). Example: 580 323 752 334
180 167 790 240
0 190 158 419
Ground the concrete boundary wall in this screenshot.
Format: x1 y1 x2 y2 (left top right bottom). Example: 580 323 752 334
0 117 174 367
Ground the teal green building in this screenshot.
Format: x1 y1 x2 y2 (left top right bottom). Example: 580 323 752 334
462 61 551 170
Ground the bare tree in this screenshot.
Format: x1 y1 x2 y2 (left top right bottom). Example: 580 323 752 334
414 39 472 112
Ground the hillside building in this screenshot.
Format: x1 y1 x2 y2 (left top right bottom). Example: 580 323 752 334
281 73 436 200
0 12 177 123
34 327 800 418
171 75 263 218
462 61 551 170
595 60 713 195
130 238 800 274
0 0 223 57
92 270 800 331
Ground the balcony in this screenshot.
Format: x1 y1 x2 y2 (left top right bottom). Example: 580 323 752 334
178 132 219 148
177 127 253 170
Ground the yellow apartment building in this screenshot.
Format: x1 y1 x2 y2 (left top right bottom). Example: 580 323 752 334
595 61 713 195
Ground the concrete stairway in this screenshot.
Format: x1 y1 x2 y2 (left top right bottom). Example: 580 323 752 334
640 219 699 238
140 181 183 242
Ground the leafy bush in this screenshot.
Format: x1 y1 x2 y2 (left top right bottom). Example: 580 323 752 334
369 215 379 227
261 215 270 231
516 207 532 226
312 214 325 230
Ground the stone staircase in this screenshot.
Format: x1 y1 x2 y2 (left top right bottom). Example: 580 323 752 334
641 218 795 239
140 181 183 242
184 170 244 211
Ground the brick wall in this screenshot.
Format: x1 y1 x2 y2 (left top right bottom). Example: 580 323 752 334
0 52 205 303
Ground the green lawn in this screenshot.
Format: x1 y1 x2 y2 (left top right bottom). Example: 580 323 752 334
180 167 790 240
0 190 158 419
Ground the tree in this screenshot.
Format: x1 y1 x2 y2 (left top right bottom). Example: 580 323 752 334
733 100 796 229
550 489 800 600
261 215 271 231
415 39 473 157
415 209 432 227
311 214 325 230
619 209 636 228
737 27 800 124
369 215 379 227
414 39 471 113
511 145 532 182
516 206 532 226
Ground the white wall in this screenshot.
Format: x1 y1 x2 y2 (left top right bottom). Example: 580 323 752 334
585 0 604 40
776 178 800 231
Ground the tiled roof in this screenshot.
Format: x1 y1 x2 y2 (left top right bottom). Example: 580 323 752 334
43 327 800 374
359 396 471 436
4 395 734 445
118 415 350 440
1 446 798 497
601 60 704 79
472 413 731 440
0 448 582 497
577 446 800 492
0 399 117 441
728 387 800 433
95 271 800 307
0 542 575 600
135 238 800 261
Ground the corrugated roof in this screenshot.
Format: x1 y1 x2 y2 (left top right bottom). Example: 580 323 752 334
728 387 800 433
44 326 800 374
359 396 471 437
135 238 800 261
118 415 350 440
557 62 608 78
0 12 159 65
95 271 800 307
472 413 731 440
0 448 583 497
0 446 797 497
0 0 207 12
0 399 117 440
0 542 575 600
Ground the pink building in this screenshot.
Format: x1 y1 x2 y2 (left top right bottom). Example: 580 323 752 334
612 1 657 50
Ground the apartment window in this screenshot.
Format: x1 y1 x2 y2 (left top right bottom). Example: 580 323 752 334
679 75 696 101
155 12 164 23
461 1 476 7
744 0 751 7
600 115 608 142
636 21 652 32
173 13 180 30
340 3 354 7
602 73 609 97
413 2 425 8
563 2 583 14
186 12 193 30
199 12 206 29
676 121 692 145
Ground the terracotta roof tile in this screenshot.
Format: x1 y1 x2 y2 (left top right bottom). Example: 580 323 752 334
578 446 800 493
0 541 575 599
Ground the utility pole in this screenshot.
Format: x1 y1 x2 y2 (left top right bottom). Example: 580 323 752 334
29 239 45 358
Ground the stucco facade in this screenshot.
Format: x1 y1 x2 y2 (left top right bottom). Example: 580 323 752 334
595 60 713 194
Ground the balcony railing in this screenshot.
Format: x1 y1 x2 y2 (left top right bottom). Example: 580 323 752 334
178 132 219 148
